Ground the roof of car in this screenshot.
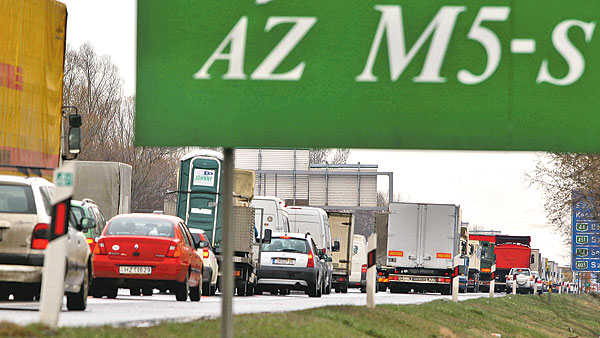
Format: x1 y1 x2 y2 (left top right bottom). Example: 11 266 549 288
0 174 52 185
109 213 185 223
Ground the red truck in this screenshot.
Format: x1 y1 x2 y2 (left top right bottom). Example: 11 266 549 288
493 235 531 292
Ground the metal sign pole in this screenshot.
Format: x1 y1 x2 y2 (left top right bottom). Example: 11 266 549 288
366 233 376 309
221 148 234 338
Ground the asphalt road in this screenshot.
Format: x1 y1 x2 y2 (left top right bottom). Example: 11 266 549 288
0 289 495 327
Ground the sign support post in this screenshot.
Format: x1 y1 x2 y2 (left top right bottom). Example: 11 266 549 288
39 162 75 328
366 233 376 309
221 148 234 338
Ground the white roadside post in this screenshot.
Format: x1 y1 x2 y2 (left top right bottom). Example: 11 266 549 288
39 162 75 328
512 273 517 295
366 233 376 309
452 255 460 302
489 264 496 298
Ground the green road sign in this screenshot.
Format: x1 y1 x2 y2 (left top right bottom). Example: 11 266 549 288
136 1 600 151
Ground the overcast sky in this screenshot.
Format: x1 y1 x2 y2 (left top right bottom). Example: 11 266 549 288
60 0 570 265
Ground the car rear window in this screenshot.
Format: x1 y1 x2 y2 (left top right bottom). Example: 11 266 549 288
511 268 531 276
105 217 174 237
262 237 309 254
0 184 36 214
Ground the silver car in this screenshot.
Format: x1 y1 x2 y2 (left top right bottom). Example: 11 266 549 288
0 175 92 310
506 267 535 294
256 232 325 297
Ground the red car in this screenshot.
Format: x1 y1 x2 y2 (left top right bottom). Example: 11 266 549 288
91 214 203 301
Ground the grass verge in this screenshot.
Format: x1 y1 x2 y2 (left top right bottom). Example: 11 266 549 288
1 294 599 337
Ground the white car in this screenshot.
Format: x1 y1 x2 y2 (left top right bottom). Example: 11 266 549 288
531 271 543 294
506 267 535 294
191 230 219 296
0 175 92 310
256 232 325 297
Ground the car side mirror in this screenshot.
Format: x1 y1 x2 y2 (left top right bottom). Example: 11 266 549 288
263 229 272 244
332 241 340 252
81 217 96 230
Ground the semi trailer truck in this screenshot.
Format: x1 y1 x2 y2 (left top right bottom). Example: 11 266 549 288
469 233 496 292
376 202 465 295
494 235 531 292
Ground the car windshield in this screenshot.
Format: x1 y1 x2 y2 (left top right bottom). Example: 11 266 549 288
105 217 174 237
0 184 36 214
262 237 309 253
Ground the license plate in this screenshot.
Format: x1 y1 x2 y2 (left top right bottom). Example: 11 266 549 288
272 258 295 265
412 276 427 282
119 266 152 275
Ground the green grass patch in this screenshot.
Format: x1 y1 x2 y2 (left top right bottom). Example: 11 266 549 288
1 294 599 337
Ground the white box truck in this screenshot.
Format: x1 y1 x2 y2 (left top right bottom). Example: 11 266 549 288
377 202 464 295
70 161 132 219
328 212 354 293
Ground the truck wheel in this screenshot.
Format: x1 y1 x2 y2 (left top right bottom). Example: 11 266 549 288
142 287 153 296
237 283 247 296
129 288 141 296
440 285 452 296
202 272 212 296
360 287 366 293
334 287 340 293
377 283 387 292
341 282 348 294
67 266 89 311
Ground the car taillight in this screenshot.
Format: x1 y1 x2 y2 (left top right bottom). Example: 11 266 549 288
94 239 108 255
203 247 209 258
86 238 94 244
307 250 314 267
167 241 180 258
31 223 49 250
530 276 534 281
361 264 367 273
378 271 383 276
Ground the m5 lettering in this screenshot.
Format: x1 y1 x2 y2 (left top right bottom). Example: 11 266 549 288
194 7 596 86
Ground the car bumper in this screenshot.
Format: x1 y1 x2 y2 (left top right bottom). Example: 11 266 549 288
0 264 43 283
257 266 317 290
92 257 188 282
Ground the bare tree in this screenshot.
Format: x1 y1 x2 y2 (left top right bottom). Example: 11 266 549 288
309 148 350 165
527 153 600 239
63 43 180 211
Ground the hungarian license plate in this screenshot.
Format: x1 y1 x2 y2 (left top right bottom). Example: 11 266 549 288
119 266 152 275
272 258 295 265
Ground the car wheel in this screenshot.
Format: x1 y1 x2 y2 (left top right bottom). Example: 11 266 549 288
269 289 278 295
360 287 366 293
189 280 201 302
176 274 189 301
308 281 319 297
325 281 331 295
202 272 212 296
130 288 141 296
142 287 153 296
106 286 118 299
210 283 217 296
91 279 105 298
67 265 89 311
